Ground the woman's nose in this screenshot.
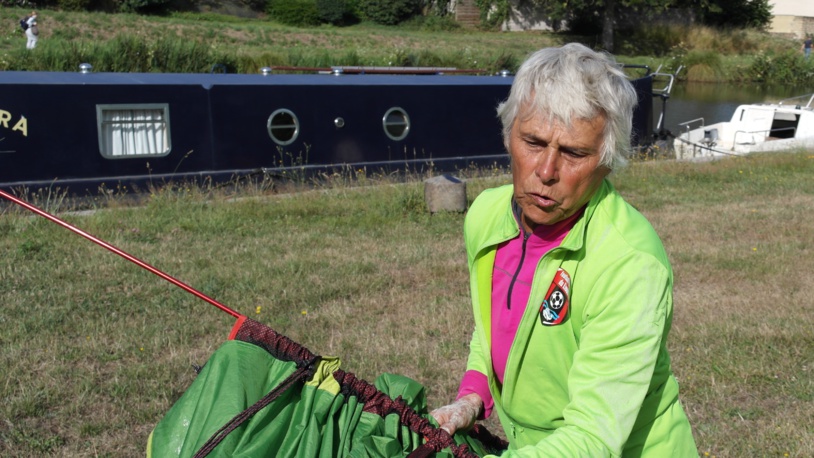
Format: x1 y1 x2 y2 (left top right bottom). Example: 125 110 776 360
535 149 559 183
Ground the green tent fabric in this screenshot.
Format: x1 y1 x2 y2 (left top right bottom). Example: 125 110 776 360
147 317 505 457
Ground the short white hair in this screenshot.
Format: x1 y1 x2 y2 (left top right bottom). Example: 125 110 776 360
497 43 638 170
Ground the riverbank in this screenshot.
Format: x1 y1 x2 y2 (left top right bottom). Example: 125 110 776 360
2 7 812 84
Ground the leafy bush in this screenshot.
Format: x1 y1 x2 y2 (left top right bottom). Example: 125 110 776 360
315 0 351 25
58 0 91 12
681 50 723 82
266 0 321 27
700 0 773 30
357 0 421 25
104 34 152 71
119 0 172 13
426 0 452 17
746 51 814 85
616 25 684 57
152 36 216 73
474 0 510 29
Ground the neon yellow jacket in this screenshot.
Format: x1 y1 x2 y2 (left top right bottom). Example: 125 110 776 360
463 181 698 457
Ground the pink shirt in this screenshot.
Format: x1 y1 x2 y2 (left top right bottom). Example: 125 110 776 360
457 208 582 418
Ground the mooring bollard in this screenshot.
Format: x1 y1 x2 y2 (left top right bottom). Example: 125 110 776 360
424 174 467 213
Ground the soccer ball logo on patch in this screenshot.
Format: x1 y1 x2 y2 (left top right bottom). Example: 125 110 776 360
539 268 571 326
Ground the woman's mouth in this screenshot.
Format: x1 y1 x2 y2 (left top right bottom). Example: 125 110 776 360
531 193 558 208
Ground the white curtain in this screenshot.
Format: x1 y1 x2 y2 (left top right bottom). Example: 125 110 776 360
101 108 168 157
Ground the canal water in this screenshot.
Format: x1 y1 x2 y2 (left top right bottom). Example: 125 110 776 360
654 82 812 139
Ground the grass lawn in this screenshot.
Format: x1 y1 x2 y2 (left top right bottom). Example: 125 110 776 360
1 151 812 456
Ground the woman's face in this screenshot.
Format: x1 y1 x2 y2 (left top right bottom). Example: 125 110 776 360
508 107 610 232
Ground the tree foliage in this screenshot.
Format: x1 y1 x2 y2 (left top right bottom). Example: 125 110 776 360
118 0 172 13
357 0 422 25
473 0 511 28
520 0 673 52
315 0 352 25
695 0 773 30
267 0 321 26
484 0 773 52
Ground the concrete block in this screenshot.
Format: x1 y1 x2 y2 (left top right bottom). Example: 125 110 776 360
424 174 467 213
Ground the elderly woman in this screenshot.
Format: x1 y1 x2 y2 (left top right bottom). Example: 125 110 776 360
431 43 698 457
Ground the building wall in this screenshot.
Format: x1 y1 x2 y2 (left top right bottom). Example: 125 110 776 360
771 15 814 38
770 0 814 17
763 1 814 38
502 2 557 32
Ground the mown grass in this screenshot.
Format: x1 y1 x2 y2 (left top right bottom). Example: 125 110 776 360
1 152 813 456
2 7 812 83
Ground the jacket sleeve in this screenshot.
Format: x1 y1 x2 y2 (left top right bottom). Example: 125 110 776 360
464 328 489 380
496 253 672 458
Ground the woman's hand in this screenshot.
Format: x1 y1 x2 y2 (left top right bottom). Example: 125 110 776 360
430 393 483 435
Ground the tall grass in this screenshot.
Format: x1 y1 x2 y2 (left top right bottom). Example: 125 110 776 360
2 7 812 83
0 28 529 74
0 7 555 74
1 152 813 456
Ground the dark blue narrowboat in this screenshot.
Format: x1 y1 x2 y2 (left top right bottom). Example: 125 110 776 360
0 67 655 196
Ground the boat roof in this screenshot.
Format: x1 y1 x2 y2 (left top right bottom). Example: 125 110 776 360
735 102 814 113
0 70 516 88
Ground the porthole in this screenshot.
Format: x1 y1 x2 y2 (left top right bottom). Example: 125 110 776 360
382 107 410 141
267 109 299 146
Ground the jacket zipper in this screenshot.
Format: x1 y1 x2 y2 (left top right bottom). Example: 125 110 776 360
505 230 530 310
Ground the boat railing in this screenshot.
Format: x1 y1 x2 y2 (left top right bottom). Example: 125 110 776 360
776 93 814 109
621 64 651 77
678 117 705 136
650 67 681 96
651 72 677 136
733 126 796 146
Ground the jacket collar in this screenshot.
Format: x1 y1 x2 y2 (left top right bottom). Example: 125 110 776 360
504 179 611 252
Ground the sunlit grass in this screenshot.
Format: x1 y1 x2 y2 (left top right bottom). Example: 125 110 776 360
1 152 813 456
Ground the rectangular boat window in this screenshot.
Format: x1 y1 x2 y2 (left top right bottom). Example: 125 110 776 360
97 104 171 158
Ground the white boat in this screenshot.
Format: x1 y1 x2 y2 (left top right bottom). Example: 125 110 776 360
673 93 814 161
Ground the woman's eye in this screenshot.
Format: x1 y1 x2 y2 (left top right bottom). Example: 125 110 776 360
525 139 546 149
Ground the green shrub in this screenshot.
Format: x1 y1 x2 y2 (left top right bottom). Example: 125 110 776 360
119 0 172 13
357 0 421 25
473 0 510 29
615 25 683 57
57 0 91 12
267 0 321 26
400 14 460 32
89 0 122 13
315 0 350 25
701 0 773 31
681 50 723 82
490 51 519 73
151 36 214 73
426 0 452 17
106 34 152 71
746 51 814 85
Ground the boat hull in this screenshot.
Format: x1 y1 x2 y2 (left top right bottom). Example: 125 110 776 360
1 71 654 195
674 99 814 161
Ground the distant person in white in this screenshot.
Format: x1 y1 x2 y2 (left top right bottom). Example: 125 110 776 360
25 12 38 50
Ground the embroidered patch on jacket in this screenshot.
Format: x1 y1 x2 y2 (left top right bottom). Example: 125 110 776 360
539 268 571 326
